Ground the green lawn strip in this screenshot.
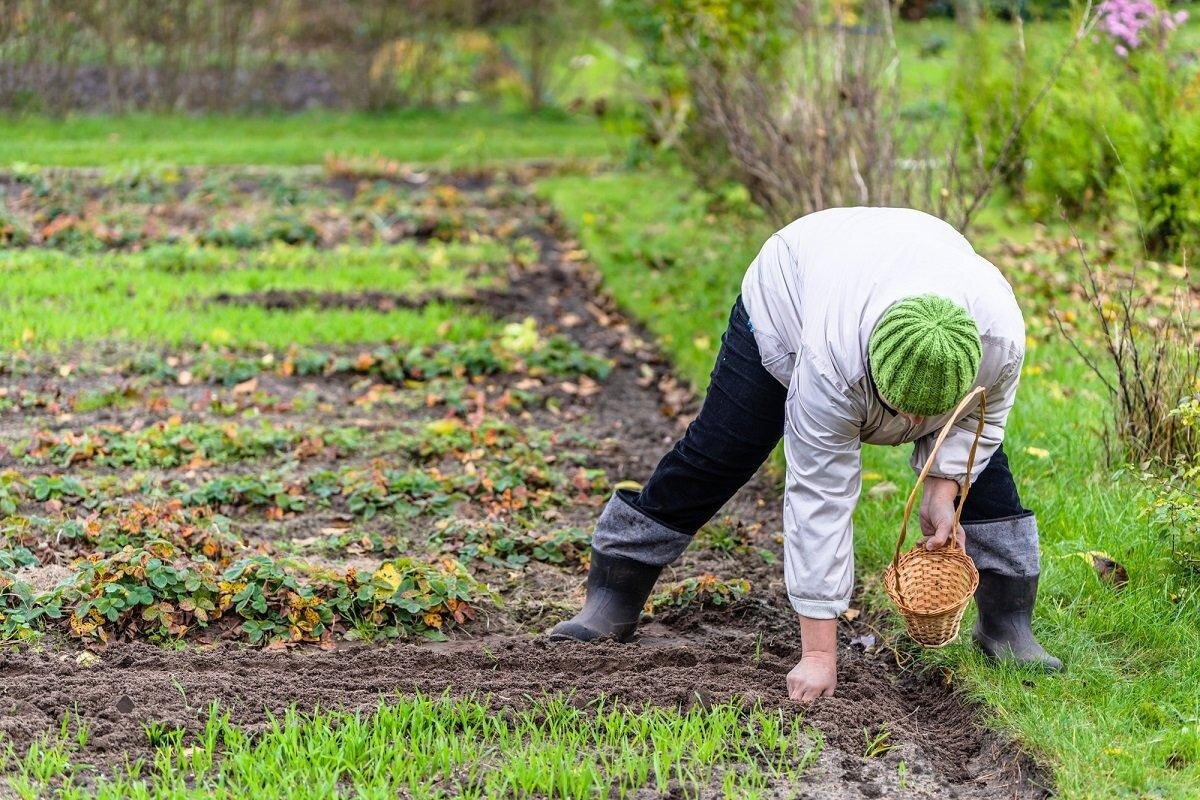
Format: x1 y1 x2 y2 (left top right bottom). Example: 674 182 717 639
0 242 513 349
2 694 815 799
0 109 634 168
540 167 1200 798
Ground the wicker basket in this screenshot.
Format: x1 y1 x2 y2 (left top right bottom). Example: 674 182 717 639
883 387 986 648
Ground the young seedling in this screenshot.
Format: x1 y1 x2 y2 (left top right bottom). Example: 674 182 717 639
864 726 896 759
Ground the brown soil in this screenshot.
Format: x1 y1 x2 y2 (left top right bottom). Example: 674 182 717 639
0 171 1049 798
209 288 470 312
1 613 1044 798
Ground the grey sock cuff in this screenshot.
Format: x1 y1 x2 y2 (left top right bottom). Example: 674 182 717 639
963 512 1041 578
590 490 693 567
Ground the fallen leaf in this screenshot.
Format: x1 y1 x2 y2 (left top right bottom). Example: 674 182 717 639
1024 446 1050 459
232 377 258 395
849 633 877 649
868 481 898 499
841 608 861 621
1091 554 1129 589
75 651 100 668
1069 550 1129 589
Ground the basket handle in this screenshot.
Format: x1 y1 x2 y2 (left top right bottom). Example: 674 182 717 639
889 386 989 593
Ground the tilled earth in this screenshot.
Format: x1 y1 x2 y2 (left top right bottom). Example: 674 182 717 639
0 166 1047 798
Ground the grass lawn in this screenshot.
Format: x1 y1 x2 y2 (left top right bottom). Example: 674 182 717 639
0 109 632 168
2 695 815 798
541 168 1200 799
0 244 504 349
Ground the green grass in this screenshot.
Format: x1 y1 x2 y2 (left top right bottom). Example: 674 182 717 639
539 167 1200 799
0 109 633 168
2 694 818 799
0 243 502 349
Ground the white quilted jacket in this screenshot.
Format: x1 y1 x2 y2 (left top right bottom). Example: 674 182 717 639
740 207 1025 619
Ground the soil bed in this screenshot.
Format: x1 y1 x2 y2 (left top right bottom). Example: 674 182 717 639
0 168 1047 799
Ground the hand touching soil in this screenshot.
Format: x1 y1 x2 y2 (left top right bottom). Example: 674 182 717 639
790 614 839 701
787 652 838 701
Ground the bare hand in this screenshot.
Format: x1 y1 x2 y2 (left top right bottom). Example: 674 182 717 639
787 652 837 702
919 475 966 550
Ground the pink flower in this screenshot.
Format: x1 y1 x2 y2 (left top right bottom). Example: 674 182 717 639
1097 0 1188 54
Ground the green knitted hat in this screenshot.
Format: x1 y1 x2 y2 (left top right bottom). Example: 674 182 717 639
868 295 981 417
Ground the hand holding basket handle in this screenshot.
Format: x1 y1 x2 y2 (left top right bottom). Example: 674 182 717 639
883 386 988 648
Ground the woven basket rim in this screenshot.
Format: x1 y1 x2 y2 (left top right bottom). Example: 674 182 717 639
883 552 980 617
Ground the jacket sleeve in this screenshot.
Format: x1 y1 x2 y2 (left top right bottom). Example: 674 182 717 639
783 354 864 620
910 344 1023 485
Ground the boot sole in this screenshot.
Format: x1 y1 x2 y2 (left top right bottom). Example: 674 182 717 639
547 620 635 644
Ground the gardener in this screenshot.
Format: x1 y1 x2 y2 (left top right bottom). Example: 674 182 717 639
549 206 1063 700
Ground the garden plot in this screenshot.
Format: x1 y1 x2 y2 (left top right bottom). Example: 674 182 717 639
1 165 1044 798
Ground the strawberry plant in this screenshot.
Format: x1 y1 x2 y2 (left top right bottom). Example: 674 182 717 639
0 210 30 246
0 470 28 514
647 575 751 615
1 502 243 566
29 475 92 506
338 466 457 520
220 556 335 644
58 540 225 641
31 544 489 645
16 420 354 469
179 475 306 514
0 546 37 571
433 520 590 568
332 557 488 641
530 528 591 565
118 333 610 392
0 571 61 641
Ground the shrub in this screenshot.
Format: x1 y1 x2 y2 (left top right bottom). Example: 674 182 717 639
1056 243 1199 463
951 26 1038 196
1136 398 1200 571
1020 51 1143 217
626 0 1083 232
959 7 1197 258
1119 54 1200 258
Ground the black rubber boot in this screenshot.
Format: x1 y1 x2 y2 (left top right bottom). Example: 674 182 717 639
548 550 662 643
972 571 1063 672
